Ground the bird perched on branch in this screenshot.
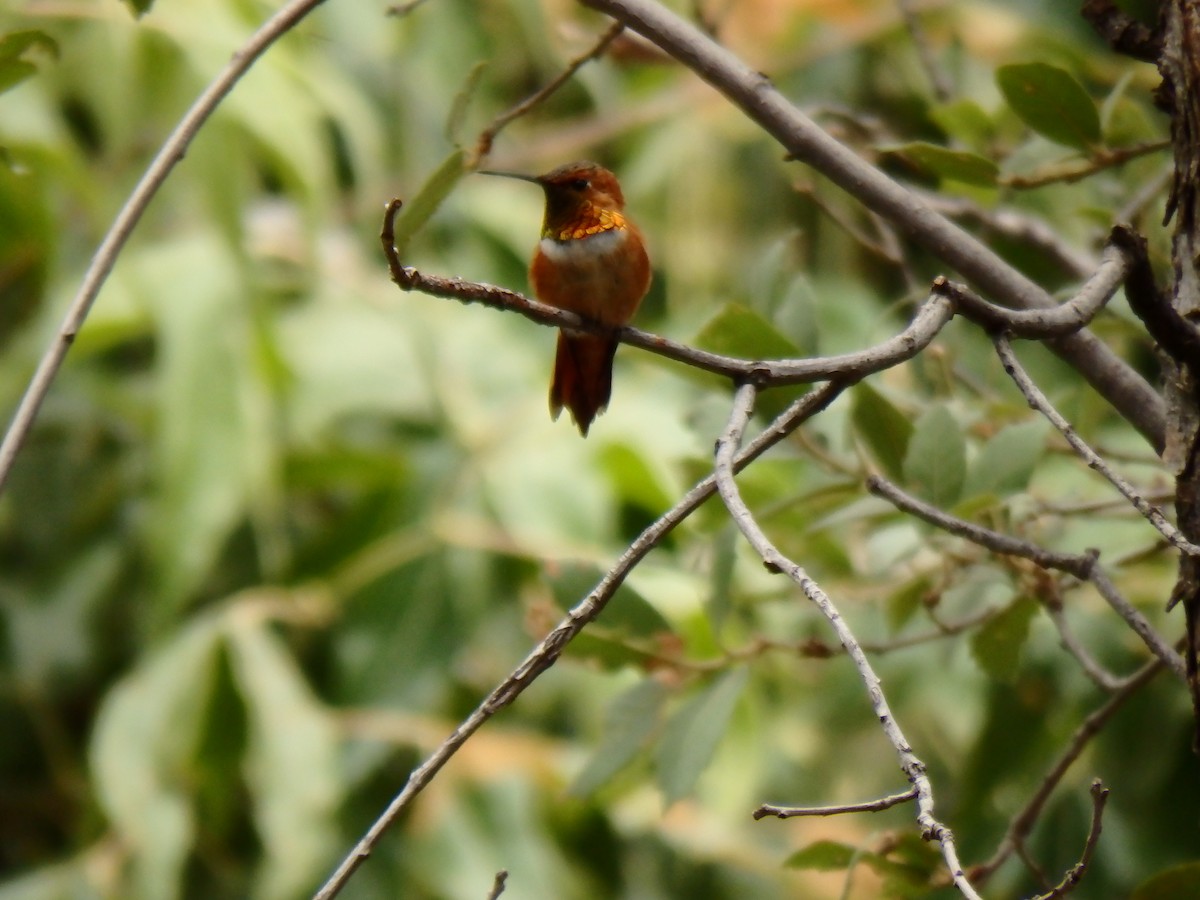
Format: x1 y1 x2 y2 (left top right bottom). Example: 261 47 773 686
481 161 651 436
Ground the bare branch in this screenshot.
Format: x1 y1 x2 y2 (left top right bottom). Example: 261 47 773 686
713 385 982 900
867 474 1187 680
937 239 1132 339
1001 140 1170 190
995 335 1200 558
754 787 918 820
1042 590 1129 691
313 381 848 899
485 870 509 900
382 199 956 385
894 0 952 101
471 21 627 165
972 658 1163 886
578 0 1165 450
0 0 331 498
1028 780 1110 900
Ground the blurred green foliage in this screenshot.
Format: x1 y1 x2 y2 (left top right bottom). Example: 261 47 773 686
0 1 1194 898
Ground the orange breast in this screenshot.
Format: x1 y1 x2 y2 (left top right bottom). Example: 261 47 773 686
529 224 651 327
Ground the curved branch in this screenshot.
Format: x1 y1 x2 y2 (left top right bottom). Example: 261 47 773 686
995 335 1200 559
383 200 956 384
713 384 982 900
578 0 1166 450
939 239 1132 338
867 474 1187 680
0 0 332 496
313 380 848 899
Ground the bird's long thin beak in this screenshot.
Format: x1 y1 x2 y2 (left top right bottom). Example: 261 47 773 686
477 169 542 185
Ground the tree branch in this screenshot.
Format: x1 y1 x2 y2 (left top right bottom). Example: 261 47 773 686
713 384 982 900
937 238 1131 338
1028 780 1110 900
578 0 1166 450
0 0 332 497
972 659 1162 887
867 474 1187 680
313 380 847 899
754 787 918 820
995 335 1200 557
382 199 956 385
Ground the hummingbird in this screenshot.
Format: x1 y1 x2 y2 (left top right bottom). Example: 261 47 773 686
481 161 651 436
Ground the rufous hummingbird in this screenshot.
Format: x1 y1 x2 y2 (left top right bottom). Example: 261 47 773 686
481 161 651 436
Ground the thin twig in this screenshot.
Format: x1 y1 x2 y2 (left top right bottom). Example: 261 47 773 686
1001 141 1170 190
381 199 956 385
995 335 1200 558
0 0 331 497
917 192 1095 279
312 381 848 900
867 474 1186 680
894 0 952 100
754 787 918 820
971 658 1162 886
579 0 1165 450
1042 593 1128 691
1028 780 1109 900
471 21 627 165
485 870 509 900
713 384 982 900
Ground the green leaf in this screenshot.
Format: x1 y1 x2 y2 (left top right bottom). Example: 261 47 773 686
997 62 1101 150
693 303 801 360
886 575 932 633
1132 862 1200 899
784 840 857 871
569 678 668 796
0 30 59 63
122 0 155 16
390 149 466 258
970 596 1038 683
903 405 966 507
708 523 739 629
90 614 226 900
851 383 913 482
655 668 748 805
885 142 999 187
225 615 341 899
929 98 995 151
0 30 58 95
445 60 488 145
965 420 1048 498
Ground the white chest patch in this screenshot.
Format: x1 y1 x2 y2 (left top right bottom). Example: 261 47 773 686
538 229 626 265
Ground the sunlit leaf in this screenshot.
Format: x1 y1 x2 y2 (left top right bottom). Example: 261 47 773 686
997 62 1101 150
569 678 667 796
904 405 966 507
655 668 748 805
693 302 801 360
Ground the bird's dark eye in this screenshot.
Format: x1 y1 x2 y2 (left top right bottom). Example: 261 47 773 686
569 178 589 191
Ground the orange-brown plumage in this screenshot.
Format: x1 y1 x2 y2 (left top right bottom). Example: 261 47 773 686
484 161 651 436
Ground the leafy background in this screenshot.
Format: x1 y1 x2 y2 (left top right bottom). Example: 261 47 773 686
0 0 1197 898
